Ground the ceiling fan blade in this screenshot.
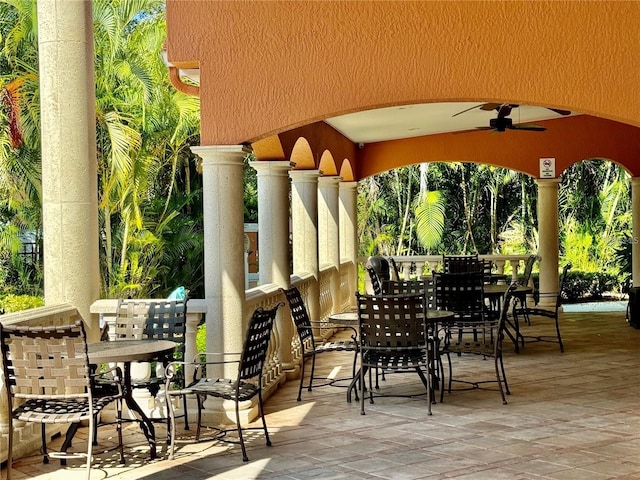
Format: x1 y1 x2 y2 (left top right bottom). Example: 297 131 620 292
479 103 503 111
509 124 546 131
452 103 484 117
547 107 571 116
452 126 492 134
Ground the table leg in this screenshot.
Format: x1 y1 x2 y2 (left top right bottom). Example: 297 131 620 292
123 362 157 459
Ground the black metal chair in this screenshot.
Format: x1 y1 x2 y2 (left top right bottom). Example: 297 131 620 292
280 285 358 401
519 263 572 352
165 302 282 462
1 321 124 480
433 271 485 402
356 292 434 415
438 282 517 404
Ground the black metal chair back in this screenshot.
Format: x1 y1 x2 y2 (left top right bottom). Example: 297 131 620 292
280 285 315 349
442 254 481 274
365 265 383 295
433 271 485 325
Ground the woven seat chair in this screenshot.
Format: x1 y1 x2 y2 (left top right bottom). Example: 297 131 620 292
110 298 189 434
165 303 282 462
280 285 359 401
433 271 485 402
0 321 124 480
356 292 434 415
438 282 517 405
519 263 572 352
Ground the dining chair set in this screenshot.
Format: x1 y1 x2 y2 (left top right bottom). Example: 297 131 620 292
1 296 284 479
353 255 572 411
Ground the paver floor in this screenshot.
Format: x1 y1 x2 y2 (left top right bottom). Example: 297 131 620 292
4 310 640 479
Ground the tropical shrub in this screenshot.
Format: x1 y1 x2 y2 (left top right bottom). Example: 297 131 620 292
0 293 43 313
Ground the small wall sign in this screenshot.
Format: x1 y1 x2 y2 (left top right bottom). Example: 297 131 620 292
539 157 556 178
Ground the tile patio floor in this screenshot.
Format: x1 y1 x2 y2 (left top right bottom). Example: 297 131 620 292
4 310 640 479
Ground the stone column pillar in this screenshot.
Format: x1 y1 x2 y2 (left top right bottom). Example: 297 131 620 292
536 178 561 306
251 160 296 371
252 161 294 286
318 176 342 314
290 170 322 323
191 145 249 377
38 0 100 340
339 181 358 309
632 178 640 287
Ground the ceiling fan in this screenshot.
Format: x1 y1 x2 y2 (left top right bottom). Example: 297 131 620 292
452 102 571 133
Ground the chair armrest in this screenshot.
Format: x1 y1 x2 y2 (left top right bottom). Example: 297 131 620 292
309 320 358 338
165 354 242 388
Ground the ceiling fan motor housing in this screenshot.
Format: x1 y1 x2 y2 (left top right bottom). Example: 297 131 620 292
490 117 512 131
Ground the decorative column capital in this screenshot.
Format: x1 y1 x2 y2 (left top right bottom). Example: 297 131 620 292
250 160 294 177
535 178 562 188
289 169 323 183
318 176 343 188
339 181 358 192
191 145 251 166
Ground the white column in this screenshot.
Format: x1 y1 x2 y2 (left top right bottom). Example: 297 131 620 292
339 181 358 309
192 145 248 376
252 161 294 286
318 176 342 313
632 178 640 287
536 179 561 306
38 0 100 340
252 160 296 371
290 170 322 322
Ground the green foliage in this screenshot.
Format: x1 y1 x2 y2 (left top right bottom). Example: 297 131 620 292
561 271 619 301
0 293 43 312
196 323 206 353
414 190 445 252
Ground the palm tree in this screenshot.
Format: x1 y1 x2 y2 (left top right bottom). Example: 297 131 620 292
93 0 201 297
0 0 202 298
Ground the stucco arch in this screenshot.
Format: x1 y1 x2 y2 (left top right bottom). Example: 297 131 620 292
289 137 315 170
167 2 640 156
339 159 355 182
318 150 337 176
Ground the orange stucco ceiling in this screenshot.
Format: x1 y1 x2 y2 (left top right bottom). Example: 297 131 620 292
166 1 640 179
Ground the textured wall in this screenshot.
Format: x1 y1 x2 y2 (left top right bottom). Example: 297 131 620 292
166 1 640 177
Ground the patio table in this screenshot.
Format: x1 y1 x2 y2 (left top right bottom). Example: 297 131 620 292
61 339 176 460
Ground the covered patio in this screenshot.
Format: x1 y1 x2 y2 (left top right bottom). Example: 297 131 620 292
3 1 640 477
6 309 640 479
